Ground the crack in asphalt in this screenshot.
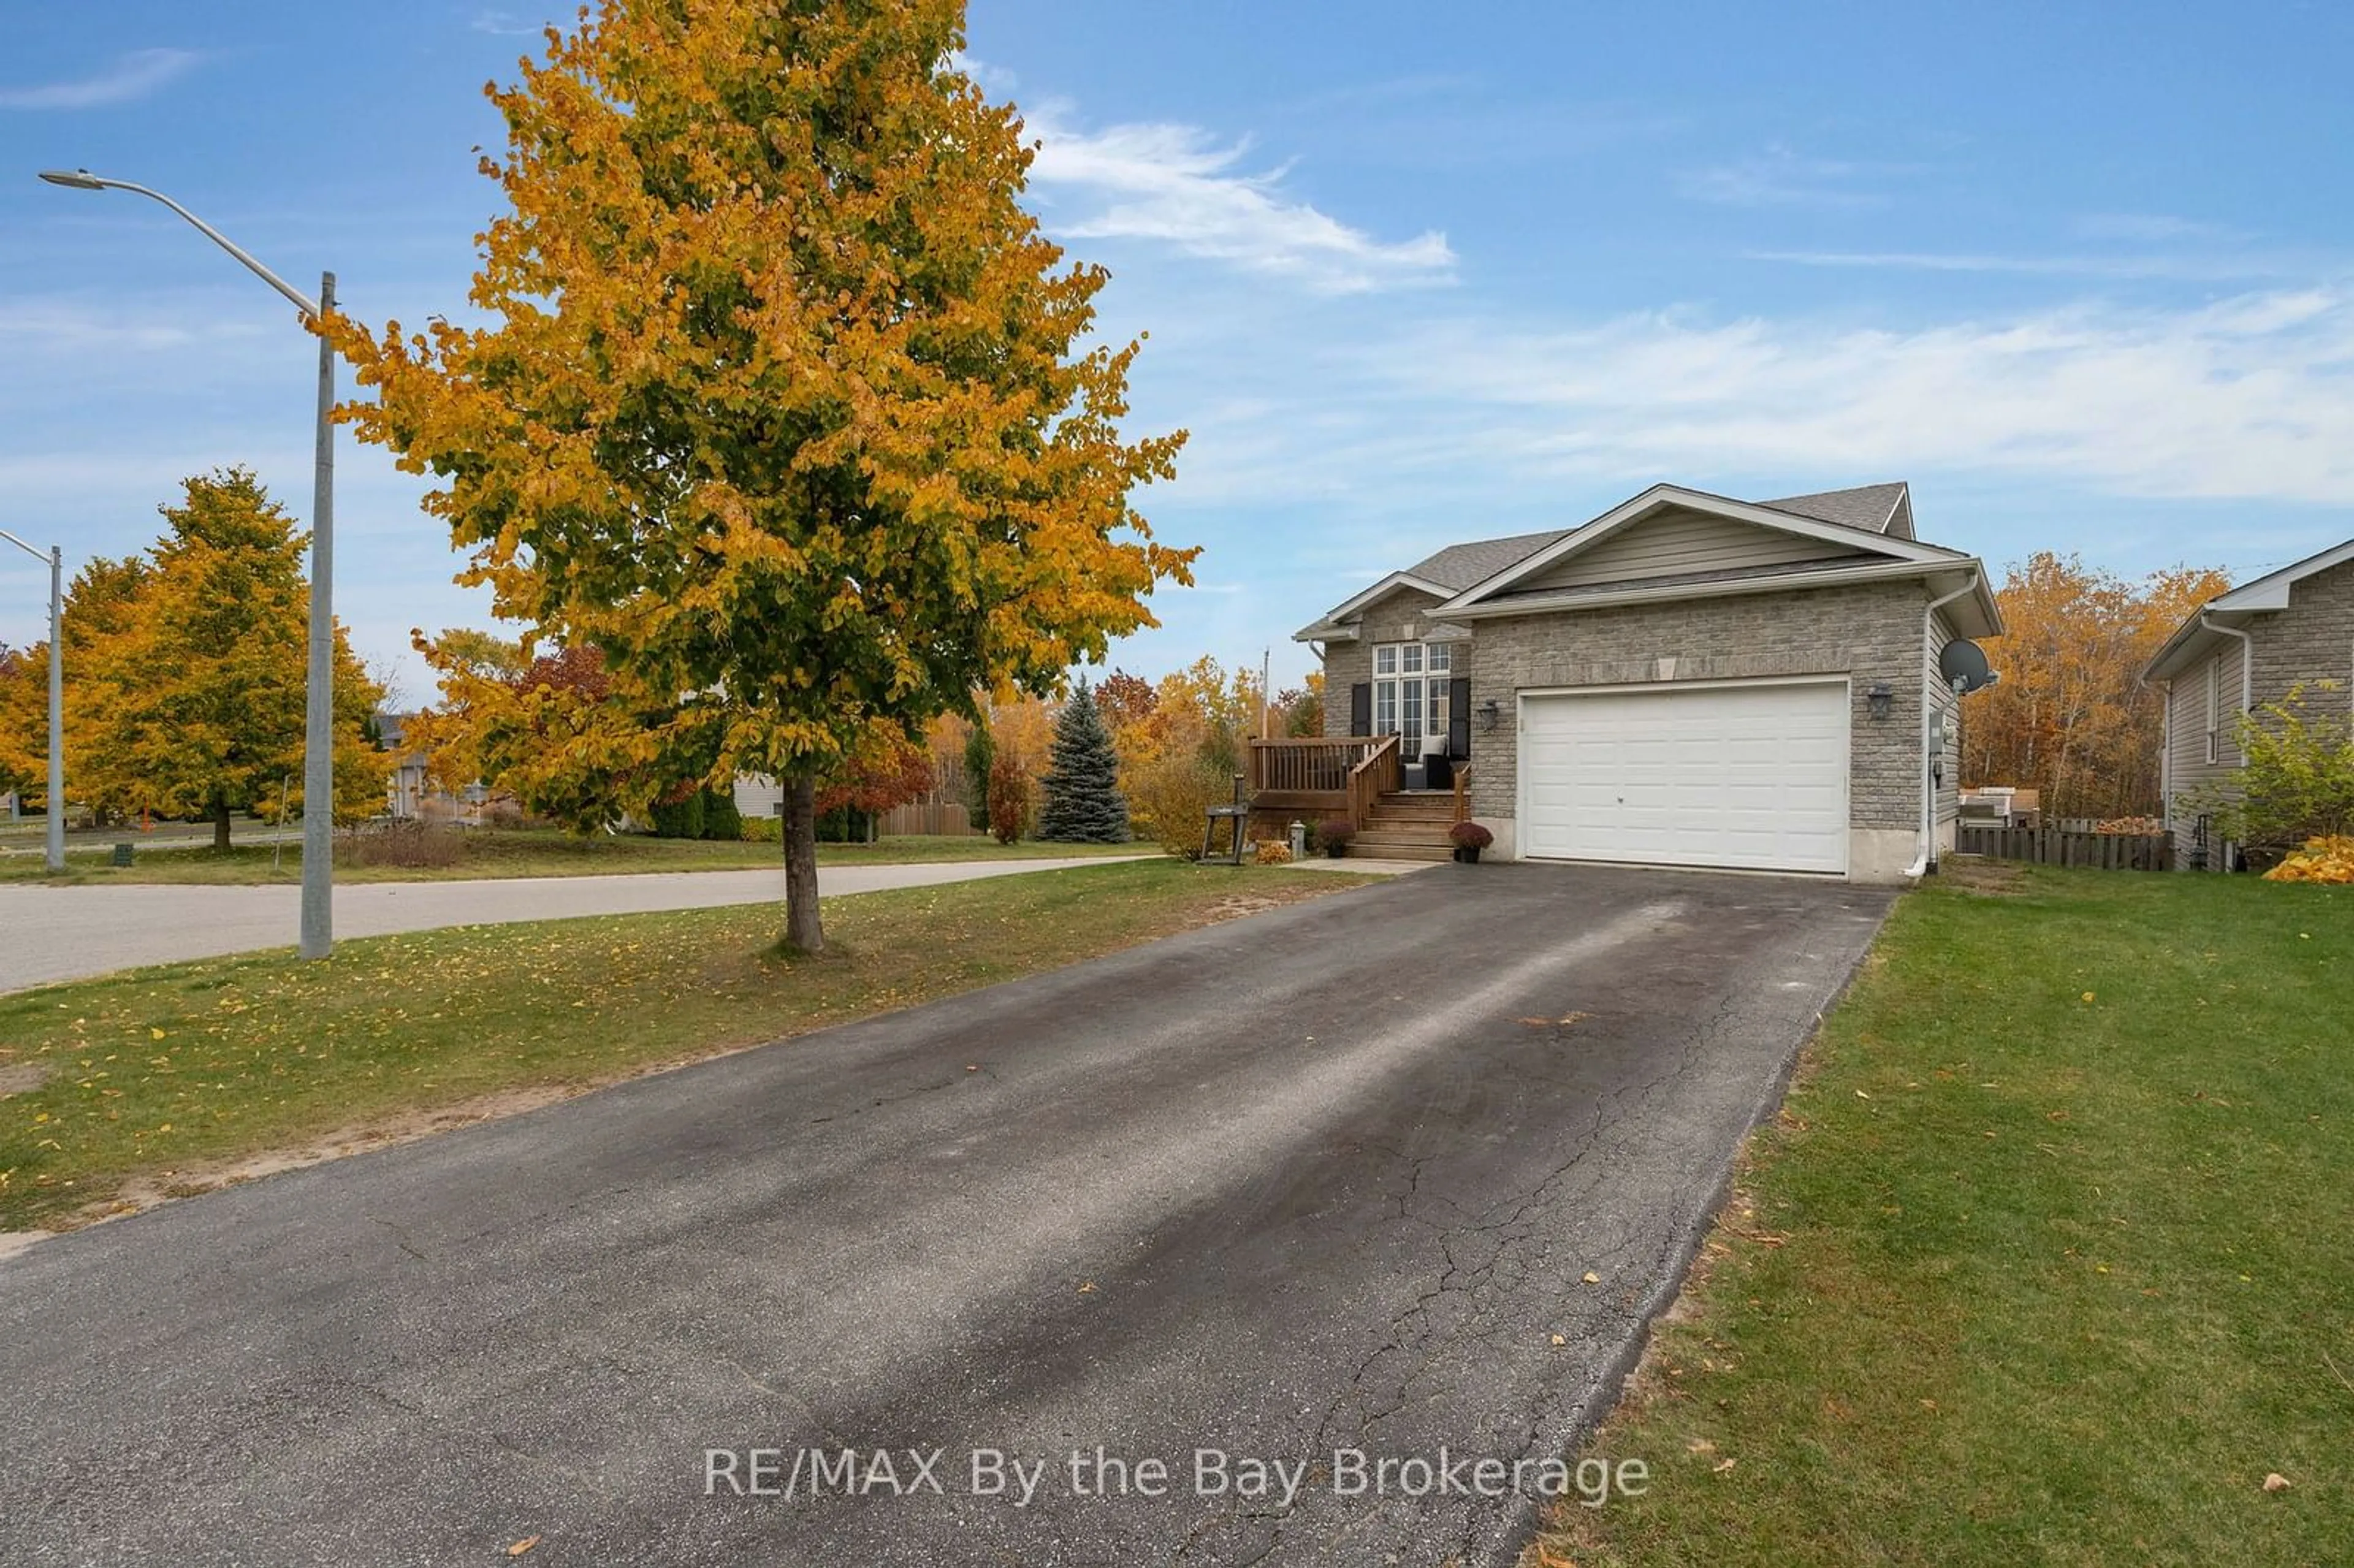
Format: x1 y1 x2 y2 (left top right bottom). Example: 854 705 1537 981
365 1213 428 1263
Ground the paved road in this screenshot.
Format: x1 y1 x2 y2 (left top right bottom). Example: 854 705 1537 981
0 864 1894 1566
0 858 1144 993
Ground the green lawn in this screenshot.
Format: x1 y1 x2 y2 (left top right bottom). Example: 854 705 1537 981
0 859 1360 1233
1534 865 2353 1567
0 828 1141 885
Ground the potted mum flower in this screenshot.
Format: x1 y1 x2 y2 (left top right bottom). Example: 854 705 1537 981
1449 820 1493 864
1316 818 1355 858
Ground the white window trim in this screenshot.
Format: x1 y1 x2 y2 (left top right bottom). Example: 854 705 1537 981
1372 639 1457 758
2205 660 2220 765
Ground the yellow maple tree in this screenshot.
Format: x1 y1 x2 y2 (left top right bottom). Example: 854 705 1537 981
1962 554 2230 818
331 0 1194 950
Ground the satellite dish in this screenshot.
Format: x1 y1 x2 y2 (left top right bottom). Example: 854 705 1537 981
1940 638 1995 694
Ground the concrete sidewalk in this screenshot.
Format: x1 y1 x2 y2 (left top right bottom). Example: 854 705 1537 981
0 857 1149 993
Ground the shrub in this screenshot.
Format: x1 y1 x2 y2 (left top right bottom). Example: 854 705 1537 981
1449 820 1494 850
741 814 780 842
701 788 744 841
986 751 1032 845
647 787 704 839
1130 753 1231 859
2266 835 2354 883
2193 682 2354 856
963 721 996 823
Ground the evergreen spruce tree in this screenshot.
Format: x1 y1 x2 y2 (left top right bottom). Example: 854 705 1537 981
1037 680 1130 842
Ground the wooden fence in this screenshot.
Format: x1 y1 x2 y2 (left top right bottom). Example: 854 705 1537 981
877 800 978 837
1956 826 2173 872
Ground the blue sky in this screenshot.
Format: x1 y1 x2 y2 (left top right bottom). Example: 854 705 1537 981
4 2 2352 701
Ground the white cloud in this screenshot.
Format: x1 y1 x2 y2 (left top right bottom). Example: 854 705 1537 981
0 48 202 110
0 299 272 353
1023 105 1455 293
945 50 1019 94
1751 248 2311 283
1371 287 2354 504
1677 145 1902 208
2074 212 2242 243
469 10 543 38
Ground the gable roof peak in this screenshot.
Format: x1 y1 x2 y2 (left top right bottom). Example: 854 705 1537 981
1758 482 1912 535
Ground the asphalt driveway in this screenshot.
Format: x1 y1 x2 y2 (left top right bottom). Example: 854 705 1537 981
0 862 1894 1566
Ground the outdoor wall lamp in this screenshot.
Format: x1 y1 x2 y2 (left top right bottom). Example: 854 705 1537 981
1866 683 1894 721
1478 699 1501 731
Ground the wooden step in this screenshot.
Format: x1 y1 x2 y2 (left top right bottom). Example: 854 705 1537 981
1342 840 1454 862
1366 802 1460 823
1352 832 1457 854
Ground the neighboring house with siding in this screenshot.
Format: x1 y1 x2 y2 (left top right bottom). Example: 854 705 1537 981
2142 537 2354 869
1286 481 2000 883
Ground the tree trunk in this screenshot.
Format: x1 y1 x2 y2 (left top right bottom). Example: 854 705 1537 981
782 772 823 955
213 797 233 853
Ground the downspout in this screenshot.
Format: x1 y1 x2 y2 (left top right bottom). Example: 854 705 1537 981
2199 612 2255 718
1907 573 1983 878
2200 612 2255 870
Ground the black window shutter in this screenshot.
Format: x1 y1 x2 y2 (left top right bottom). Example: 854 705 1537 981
1447 677 1471 757
1349 682 1372 737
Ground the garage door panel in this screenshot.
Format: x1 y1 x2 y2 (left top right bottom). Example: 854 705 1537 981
1520 681 1849 873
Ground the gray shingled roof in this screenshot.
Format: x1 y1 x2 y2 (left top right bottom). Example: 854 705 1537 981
1301 481 1933 639
1403 527 1571 591
1759 482 1908 534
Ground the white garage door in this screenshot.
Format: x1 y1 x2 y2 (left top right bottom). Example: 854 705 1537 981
1520 679 1849 873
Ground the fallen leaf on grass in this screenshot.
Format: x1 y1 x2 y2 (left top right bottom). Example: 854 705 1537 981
2263 1473 2291 1493
1712 1458 1736 1474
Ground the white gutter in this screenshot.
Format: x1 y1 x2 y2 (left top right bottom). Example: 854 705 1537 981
2200 612 2255 718
1908 573 1982 878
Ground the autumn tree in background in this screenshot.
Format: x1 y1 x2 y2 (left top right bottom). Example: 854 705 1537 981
0 471 386 846
0 555 156 820
1092 669 1157 736
814 725 937 840
1104 656 1264 856
0 645 28 801
986 748 1032 844
1274 670 1324 737
333 1 1192 952
1964 552 2231 818
404 633 657 829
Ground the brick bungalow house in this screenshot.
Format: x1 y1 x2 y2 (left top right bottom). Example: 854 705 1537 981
2141 536 2354 870
1273 482 2002 883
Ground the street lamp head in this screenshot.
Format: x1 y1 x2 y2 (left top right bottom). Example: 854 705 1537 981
37 169 109 190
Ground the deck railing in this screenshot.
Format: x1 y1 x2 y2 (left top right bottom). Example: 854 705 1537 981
1246 734 1400 834
1249 736 1371 796
1344 735 1401 833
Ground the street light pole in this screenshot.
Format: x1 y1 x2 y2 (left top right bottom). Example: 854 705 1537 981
0 530 64 873
302 273 336 959
39 169 338 956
